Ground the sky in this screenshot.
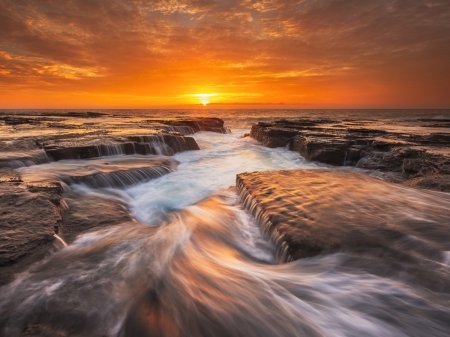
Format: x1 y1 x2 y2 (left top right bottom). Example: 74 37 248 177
0 0 449 109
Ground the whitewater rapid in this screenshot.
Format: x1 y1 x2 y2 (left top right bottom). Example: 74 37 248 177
1 129 449 337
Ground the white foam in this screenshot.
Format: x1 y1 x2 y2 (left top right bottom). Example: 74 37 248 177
126 130 316 225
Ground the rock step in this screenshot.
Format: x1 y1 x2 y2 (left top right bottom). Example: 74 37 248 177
153 117 231 134
0 150 49 168
141 124 195 135
236 169 450 265
60 159 177 189
42 134 199 161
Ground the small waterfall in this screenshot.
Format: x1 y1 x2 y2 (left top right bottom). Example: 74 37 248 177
134 135 199 154
45 135 200 161
0 159 36 168
96 143 134 157
0 151 50 168
61 166 175 189
344 145 363 166
158 125 195 135
236 177 292 262
137 136 175 156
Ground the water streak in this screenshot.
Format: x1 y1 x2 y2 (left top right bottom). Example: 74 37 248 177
0 128 449 336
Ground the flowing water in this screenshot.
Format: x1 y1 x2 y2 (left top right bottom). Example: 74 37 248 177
1 111 450 336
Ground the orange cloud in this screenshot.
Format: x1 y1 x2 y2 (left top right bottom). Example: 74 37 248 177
0 0 449 108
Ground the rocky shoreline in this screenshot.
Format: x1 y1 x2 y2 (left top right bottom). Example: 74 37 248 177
1 112 449 290
250 118 450 191
0 112 228 287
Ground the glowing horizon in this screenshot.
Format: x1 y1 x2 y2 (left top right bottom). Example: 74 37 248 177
1 1 449 109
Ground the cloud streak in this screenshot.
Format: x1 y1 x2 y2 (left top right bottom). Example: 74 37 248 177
0 0 449 107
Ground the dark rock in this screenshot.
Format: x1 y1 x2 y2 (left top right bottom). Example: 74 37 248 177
42 134 199 161
345 145 363 164
61 192 132 244
66 111 107 118
249 118 450 191
250 125 299 148
357 147 447 189
2 117 39 125
153 117 229 134
289 136 354 166
417 118 450 123
404 174 450 192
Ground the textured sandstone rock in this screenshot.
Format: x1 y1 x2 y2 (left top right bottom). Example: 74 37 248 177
237 169 450 264
61 192 132 244
0 182 62 286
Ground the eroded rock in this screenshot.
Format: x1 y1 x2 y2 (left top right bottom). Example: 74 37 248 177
250 118 450 191
236 169 450 286
0 182 62 286
154 117 230 134
40 134 199 161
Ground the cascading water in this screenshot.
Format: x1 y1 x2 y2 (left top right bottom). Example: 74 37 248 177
1 129 450 336
17 156 179 189
0 150 49 168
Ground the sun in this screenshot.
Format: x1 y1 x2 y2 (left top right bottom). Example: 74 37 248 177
194 93 217 106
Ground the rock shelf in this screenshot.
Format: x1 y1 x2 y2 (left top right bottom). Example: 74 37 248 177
250 118 450 191
237 169 450 270
0 113 228 287
0 181 62 286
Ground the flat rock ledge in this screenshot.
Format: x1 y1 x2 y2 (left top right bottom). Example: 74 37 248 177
0 116 228 166
236 169 450 277
0 157 178 287
0 178 63 286
144 117 230 134
250 118 450 191
39 134 199 161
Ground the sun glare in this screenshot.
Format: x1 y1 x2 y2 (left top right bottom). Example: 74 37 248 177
194 93 217 106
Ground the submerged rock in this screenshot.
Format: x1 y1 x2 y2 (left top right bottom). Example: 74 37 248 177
60 158 178 189
61 192 133 244
0 150 49 168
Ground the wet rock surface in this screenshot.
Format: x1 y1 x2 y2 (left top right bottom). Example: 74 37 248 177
250 118 450 191
61 192 133 244
0 112 225 166
149 117 230 134
0 181 62 286
0 112 224 287
0 156 179 287
40 134 199 161
237 169 450 290
18 156 179 189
